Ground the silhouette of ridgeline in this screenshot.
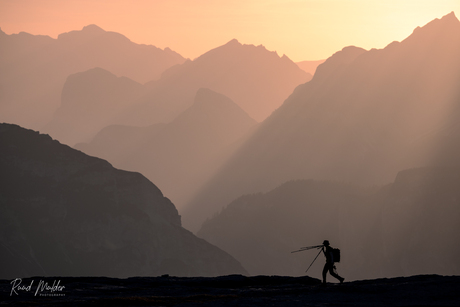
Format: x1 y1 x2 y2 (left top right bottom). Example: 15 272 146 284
76 88 257 208
183 12 460 231
41 38 309 146
0 123 247 279
119 39 311 126
0 25 185 129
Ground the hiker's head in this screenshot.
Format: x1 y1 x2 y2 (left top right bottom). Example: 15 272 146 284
323 240 330 246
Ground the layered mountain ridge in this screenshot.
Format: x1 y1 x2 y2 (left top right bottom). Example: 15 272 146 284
0 25 186 129
39 37 310 146
76 88 257 208
183 12 460 231
119 38 311 126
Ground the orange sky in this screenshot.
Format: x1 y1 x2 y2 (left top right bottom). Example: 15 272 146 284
1 0 459 62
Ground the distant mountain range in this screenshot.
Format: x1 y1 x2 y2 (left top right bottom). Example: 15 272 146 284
75 88 257 207
0 25 185 129
183 12 460 231
119 38 311 125
198 166 460 280
37 36 310 145
0 123 247 279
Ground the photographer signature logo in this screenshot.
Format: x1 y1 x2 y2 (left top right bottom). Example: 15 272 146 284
10 278 65 297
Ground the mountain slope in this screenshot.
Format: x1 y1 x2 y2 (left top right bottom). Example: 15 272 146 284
76 88 257 208
0 123 247 279
183 12 460 231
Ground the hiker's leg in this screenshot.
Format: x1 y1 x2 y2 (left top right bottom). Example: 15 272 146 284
328 265 344 283
329 267 342 281
322 263 328 283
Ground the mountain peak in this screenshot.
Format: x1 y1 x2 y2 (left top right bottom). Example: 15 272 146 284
81 24 106 34
408 11 460 39
197 38 283 65
57 24 106 41
312 46 366 82
225 38 241 46
427 11 459 27
441 11 458 22
395 12 460 54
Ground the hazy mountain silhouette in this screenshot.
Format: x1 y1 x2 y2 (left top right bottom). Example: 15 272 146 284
119 39 311 126
0 25 185 129
76 88 257 208
296 59 326 75
197 166 460 280
378 167 460 276
183 12 460 231
0 123 247 279
43 67 146 145
55 25 184 84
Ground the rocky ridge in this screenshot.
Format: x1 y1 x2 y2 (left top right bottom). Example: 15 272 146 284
0 123 246 279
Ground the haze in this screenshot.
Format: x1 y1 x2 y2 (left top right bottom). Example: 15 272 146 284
1 0 460 283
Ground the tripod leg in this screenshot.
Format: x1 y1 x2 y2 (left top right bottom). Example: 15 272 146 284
305 248 323 273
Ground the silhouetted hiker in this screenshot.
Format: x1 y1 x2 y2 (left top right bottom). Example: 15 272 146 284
322 240 344 284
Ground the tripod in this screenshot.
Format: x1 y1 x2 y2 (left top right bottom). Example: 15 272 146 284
291 244 324 273
304 248 323 273
291 245 323 253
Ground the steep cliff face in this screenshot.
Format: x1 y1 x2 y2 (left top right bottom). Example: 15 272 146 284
0 123 246 279
44 67 146 145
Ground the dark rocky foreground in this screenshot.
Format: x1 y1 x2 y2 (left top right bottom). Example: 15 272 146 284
1 274 459 306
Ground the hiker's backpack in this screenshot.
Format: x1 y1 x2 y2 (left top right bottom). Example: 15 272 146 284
332 248 341 263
